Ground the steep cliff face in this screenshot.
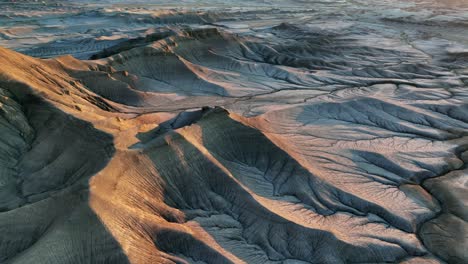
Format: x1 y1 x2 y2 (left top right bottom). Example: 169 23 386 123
0 1 467 263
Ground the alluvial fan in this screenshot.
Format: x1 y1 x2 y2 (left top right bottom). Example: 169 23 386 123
0 0 467 263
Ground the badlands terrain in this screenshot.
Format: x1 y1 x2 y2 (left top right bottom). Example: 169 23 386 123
0 0 467 263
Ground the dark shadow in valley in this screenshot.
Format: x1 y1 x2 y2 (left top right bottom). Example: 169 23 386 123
135 109 419 263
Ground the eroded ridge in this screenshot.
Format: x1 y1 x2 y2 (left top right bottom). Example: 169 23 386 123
0 1 467 263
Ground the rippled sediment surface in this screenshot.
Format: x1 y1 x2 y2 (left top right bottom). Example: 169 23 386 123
0 1 467 263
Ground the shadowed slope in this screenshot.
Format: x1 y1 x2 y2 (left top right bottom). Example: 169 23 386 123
0 47 129 264
0 93 127 264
